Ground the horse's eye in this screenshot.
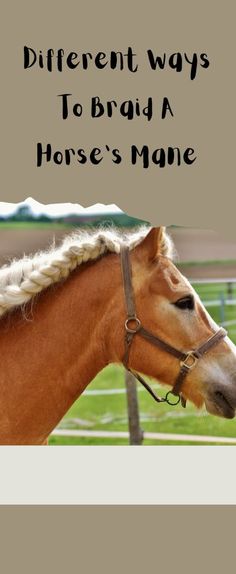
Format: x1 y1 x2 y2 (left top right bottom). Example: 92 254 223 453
174 295 194 311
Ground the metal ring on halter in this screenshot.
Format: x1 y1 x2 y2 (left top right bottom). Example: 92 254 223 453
125 317 142 334
164 391 181 406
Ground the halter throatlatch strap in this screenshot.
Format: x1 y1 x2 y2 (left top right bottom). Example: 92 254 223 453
120 245 227 408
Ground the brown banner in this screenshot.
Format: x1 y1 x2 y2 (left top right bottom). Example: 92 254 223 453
0 506 235 571
0 1 235 234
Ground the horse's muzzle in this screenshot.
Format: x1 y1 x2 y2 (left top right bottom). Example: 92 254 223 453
205 386 236 419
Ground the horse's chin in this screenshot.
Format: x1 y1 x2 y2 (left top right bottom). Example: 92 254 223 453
205 392 236 419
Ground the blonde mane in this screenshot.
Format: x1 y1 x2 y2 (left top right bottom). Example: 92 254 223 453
0 226 173 318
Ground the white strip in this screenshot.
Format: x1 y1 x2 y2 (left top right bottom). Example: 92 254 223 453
191 278 236 284
84 388 126 396
202 299 236 306
1 447 236 504
220 320 236 327
83 384 160 396
52 428 236 444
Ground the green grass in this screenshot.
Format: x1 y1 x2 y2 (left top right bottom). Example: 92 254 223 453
49 363 236 446
49 281 236 445
192 283 236 327
179 260 236 267
192 283 236 297
0 221 72 229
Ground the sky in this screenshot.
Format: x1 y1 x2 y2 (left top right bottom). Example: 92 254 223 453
0 197 122 218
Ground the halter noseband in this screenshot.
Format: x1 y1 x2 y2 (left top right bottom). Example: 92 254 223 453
120 246 227 408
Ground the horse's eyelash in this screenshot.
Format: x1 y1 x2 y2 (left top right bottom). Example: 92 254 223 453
173 295 195 310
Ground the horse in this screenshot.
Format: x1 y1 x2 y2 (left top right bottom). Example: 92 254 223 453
0 226 236 445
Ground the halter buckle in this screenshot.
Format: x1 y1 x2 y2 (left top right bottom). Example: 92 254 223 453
180 352 198 371
125 316 141 334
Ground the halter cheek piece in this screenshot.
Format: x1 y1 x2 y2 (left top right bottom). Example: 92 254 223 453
120 246 227 408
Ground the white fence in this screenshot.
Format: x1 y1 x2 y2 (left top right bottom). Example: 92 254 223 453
193 278 236 330
52 428 236 444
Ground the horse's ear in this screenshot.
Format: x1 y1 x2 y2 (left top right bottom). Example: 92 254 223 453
136 227 166 261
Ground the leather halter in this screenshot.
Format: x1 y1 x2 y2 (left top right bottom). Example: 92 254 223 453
120 246 227 408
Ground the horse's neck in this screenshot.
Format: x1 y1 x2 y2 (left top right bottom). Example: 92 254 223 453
0 253 123 444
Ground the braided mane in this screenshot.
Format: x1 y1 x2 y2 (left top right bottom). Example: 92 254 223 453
0 226 173 318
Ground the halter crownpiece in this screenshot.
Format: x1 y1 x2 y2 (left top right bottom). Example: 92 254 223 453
120 245 227 408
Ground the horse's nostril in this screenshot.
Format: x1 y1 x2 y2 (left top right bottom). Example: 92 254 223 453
215 390 225 399
214 389 233 411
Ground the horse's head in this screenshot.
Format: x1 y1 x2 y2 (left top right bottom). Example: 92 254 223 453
115 227 236 418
